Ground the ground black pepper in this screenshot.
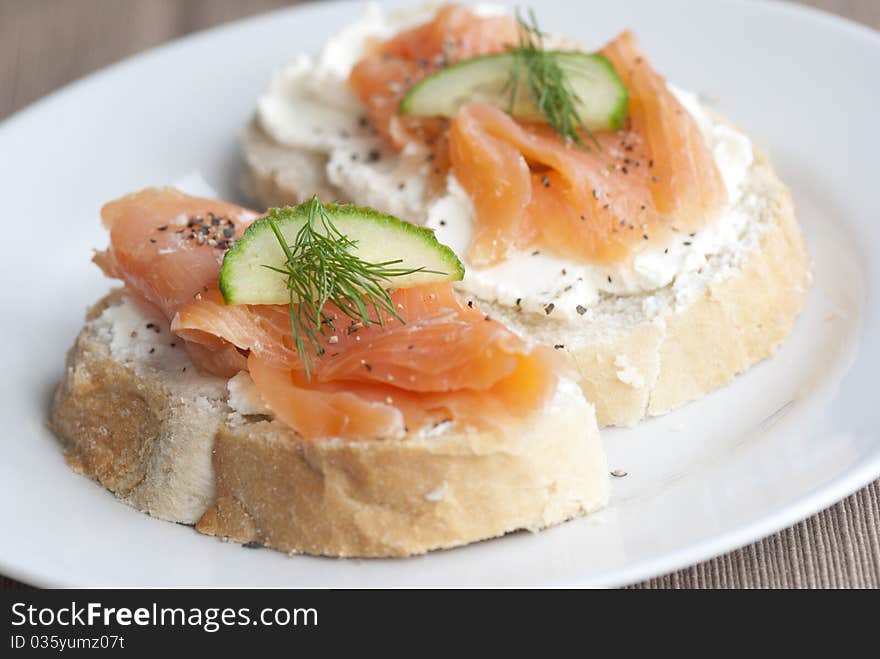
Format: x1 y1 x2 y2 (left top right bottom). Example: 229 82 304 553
169 212 236 250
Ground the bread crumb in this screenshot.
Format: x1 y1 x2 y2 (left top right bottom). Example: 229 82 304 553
227 371 272 416
425 482 447 502
614 354 645 389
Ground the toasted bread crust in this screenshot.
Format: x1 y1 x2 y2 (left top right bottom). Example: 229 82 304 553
50 293 223 523
197 393 607 557
50 294 608 556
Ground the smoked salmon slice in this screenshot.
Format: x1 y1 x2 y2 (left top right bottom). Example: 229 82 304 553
246 349 555 442
172 282 559 440
97 188 557 441
450 102 663 265
173 283 551 393
601 31 726 226
348 7 727 267
95 188 258 318
348 4 518 151
175 284 560 441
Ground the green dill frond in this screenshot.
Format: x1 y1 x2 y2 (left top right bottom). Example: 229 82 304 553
509 8 600 150
263 197 439 379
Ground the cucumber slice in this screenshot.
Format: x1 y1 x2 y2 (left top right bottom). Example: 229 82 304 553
219 202 464 305
400 51 628 132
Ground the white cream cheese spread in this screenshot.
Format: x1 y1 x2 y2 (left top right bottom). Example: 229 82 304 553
92 293 227 399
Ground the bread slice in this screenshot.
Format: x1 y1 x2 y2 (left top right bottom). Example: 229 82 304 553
241 125 810 427
240 120 340 208
50 291 609 557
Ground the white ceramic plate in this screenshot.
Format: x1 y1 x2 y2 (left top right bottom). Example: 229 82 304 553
1 0 878 587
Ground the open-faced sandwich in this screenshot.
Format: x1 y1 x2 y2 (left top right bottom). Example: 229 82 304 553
52 2 810 559
243 3 811 426
50 189 608 557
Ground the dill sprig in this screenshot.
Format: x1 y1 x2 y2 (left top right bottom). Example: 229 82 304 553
508 9 600 150
263 197 437 378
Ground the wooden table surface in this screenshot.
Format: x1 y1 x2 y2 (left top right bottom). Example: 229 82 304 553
1 0 878 589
